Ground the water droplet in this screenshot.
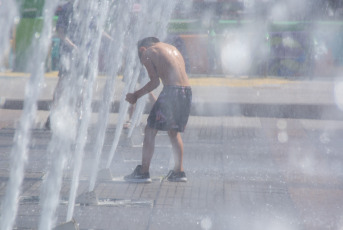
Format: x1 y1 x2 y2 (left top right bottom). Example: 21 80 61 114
278 131 288 143
201 217 212 230
276 119 287 130
14 16 20 24
319 133 330 144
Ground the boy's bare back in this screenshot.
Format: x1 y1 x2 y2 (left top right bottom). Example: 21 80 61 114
142 42 190 87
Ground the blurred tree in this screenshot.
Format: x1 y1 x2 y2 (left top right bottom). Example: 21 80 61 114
16 0 45 18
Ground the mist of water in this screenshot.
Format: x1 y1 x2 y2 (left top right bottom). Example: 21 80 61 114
38 137 70 230
88 0 132 192
33 0 111 228
66 0 110 221
0 1 59 229
104 0 158 169
106 64 140 168
2 0 343 229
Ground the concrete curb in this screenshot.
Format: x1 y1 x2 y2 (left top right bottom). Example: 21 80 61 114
1 98 342 120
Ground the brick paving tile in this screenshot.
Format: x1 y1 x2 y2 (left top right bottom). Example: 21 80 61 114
0 114 343 229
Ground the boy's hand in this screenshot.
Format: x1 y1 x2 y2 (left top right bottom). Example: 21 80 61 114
126 93 137 104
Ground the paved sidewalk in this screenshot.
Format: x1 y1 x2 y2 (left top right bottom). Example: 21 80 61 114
0 111 343 229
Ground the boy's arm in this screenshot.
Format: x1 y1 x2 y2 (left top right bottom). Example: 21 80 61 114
126 51 160 104
102 31 114 42
134 53 160 98
57 26 77 50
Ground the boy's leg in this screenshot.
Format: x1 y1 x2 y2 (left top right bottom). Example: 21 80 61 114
45 75 64 129
167 129 184 172
123 104 134 129
141 125 158 173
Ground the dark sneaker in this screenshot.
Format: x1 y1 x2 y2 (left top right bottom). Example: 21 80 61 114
124 165 152 183
166 170 187 182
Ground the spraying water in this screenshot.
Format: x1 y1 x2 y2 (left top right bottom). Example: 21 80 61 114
103 0 154 169
0 1 59 229
106 63 140 168
127 71 150 138
38 137 70 230
106 0 178 169
66 0 110 221
38 0 108 228
88 0 132 192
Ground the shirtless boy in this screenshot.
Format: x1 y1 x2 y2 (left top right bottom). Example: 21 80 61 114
124 37 192 183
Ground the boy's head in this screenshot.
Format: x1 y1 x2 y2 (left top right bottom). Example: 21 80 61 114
137 37 160 59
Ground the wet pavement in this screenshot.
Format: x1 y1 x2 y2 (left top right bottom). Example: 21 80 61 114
0 73 343 229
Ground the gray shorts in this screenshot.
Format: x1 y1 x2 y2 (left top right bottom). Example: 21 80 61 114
147 86 192 132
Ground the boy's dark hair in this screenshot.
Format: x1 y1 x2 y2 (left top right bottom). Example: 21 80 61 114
137 37 160 48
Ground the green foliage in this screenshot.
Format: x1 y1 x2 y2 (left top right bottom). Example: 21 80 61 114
16 0 45 18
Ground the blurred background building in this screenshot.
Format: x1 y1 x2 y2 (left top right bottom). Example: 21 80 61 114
4 0 343 77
